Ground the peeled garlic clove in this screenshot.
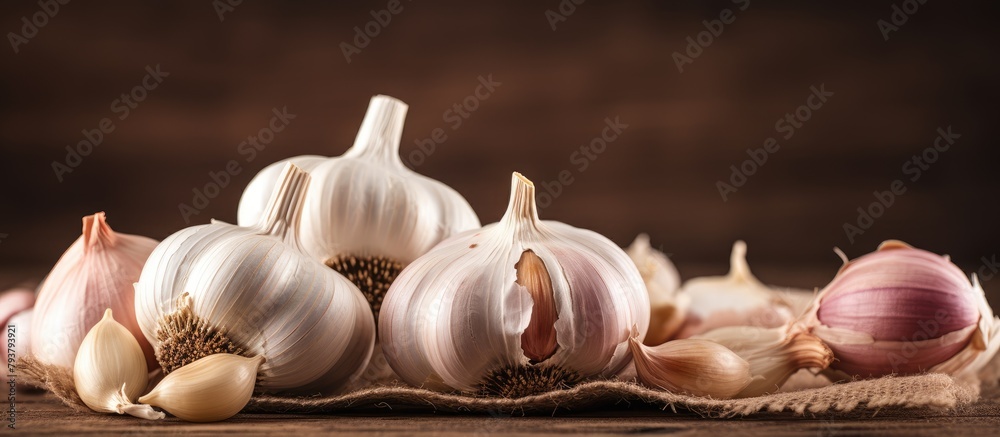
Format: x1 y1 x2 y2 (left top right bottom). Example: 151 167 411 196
675 241 795 339
626 234 687 346
140 354 263 422
74 309 164 420
693 324 832 397
32 213 158 370
627 333 754 399
380 173 649 396
136 164 375 395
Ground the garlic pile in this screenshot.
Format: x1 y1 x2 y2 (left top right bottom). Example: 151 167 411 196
31 213 158 370
806 240 1000 381
675 241 796 339
627 330 754 399
140 354 264 422
380 173 649 397
135 164 375 394
74 309 164 420
626 235 687 346
237 95 480 325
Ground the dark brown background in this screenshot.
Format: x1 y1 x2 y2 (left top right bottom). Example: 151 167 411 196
1 1 998 294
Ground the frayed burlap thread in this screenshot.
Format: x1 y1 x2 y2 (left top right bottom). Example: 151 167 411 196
18 356 976 417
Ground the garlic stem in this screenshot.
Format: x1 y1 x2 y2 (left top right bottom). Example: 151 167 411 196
112 385 165 420
255 164 310 246
82 212 117 250
500 172 541 229
727 241 761 286
344 95 408 166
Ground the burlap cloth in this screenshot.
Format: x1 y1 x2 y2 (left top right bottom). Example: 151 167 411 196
16 356 981 418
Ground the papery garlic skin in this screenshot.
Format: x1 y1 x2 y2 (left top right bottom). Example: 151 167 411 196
140 354 263 423
380 173 649 393
626 235 687 346
136 164 375 394
675 241 794 339
74 309 163 420
31 213 158 370
807 240 1000 380
627 335 754 399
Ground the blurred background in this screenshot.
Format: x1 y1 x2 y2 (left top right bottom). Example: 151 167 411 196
1 1 997 296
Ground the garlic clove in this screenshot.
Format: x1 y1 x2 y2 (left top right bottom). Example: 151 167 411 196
139 354 264 422
627 330 754 399
675 241 795 339
626 234 687 346
693 324 833 397
74 309 163 420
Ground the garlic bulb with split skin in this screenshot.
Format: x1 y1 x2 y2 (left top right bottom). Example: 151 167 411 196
675 241 796 339
806 240 1000 382
627 329 754 399
140 354 264 422
380 172 649 397
135 164 375 394
237 95 480 325
74 309 164 420
626 235 686 346
31 213 158 370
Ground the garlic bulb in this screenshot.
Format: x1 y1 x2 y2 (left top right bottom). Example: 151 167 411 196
380 173 649 397
675 241 795 339
693 324 832 397
1 287 34 364
140 354 263 422
74 309 164 420
31 213 158 370
135 164 375 394
627 332 754 399
806 240 1000 381
626 234 687 346
237 95 480 325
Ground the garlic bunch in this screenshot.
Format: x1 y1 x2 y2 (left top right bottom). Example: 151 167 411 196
626 235 687 346
627 331 754 399
237 95 480 325
140 354 264 422
1 286 35 365
693 324 832 397
806 240 1000 381
31 213 158 370
675 241 795 339
135 164 375 394
74 309 164 420
380 173 649 397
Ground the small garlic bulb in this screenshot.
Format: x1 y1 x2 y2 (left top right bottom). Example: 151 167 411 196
675 241 795 339
237 95 480 324
1 287 34 363
627 332 754 399
135 164 375 394
806 240 1000 381
139 354 264 422
31 213 158 370
380 173 650 397
626 235 687 346
693 324 832 397
74 309 164 420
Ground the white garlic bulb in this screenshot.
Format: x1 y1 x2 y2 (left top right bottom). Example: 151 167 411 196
626 234 687 346
237 95 480 325
1 287 34 365
675 241 795 339
31 212 158 370
140 354 264 422
74 309 164 420
135 164 375 394
380 173 650 396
